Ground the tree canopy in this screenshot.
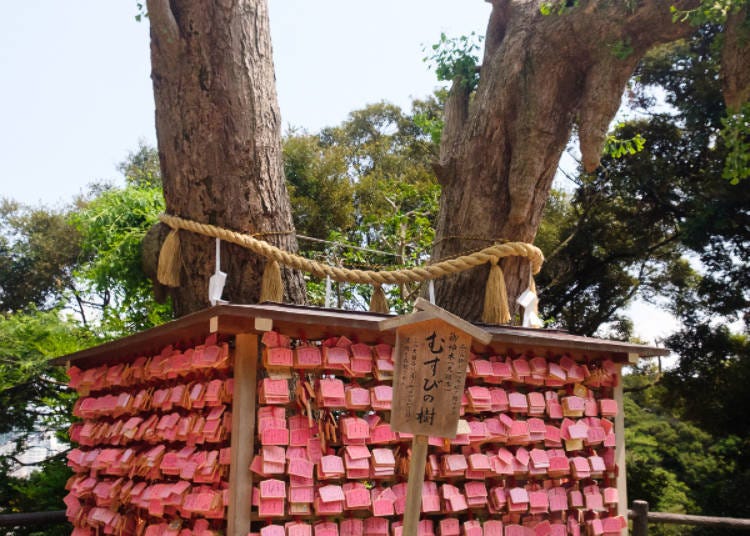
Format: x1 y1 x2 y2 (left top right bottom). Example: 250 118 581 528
0 148 172 528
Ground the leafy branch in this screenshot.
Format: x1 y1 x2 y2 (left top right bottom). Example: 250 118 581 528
603 132 646 158
540 0 580 16
721 102 750 184
423 32 484 92
670 0 745 24
135 2 148 22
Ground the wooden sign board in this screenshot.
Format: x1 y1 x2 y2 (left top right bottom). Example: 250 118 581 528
390 318 472 439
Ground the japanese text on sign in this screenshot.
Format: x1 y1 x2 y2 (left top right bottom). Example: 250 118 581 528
390 319 471 438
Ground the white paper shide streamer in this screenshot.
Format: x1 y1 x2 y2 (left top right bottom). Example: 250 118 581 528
517 288 543 328
324 275 333 308
208 238 228 306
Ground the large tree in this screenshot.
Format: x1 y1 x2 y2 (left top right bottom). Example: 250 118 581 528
145 0 305 315
143 0 749 321
432 0 749 321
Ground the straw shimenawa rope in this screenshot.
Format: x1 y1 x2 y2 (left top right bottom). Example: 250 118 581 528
157 213 545 324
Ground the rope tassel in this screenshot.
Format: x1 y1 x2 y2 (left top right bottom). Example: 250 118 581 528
482 257 511 324
369 284 389 314
260 259 284 302
157 229 182 287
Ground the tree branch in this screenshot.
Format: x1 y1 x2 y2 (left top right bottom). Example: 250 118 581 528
545 225 581 264
5 448 71 468
146 0 182 54
436 78 470 186
70 285 87 327
483 0 510 59
556 164 582 187
624 380 659 393
37 376 71 389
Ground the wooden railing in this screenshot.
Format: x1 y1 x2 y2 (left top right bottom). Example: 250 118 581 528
630 500 750 534
0 509 66 527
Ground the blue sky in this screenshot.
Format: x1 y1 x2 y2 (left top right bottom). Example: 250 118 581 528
0 1 490 206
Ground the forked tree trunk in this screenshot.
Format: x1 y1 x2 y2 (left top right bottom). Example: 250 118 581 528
433 0 703 322
146 0 305 316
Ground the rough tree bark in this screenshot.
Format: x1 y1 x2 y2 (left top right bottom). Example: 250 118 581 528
722 4 750 111
144 0 305 316
432 0 727 322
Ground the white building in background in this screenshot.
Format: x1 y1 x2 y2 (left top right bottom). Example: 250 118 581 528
0 430 66 478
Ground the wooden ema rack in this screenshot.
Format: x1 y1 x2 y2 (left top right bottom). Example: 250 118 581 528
53 303 668 536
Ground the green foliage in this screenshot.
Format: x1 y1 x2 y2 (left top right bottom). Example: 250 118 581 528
70 180 171 334
412 112 444 147
720 102 750 184
623 364 750 534
284 133 355 240
537 120 687 335
0 319 77 532
285 99 441 312
670 0 745 24
0 309 81 392
0 145 173 521
0 144 169 335
135 2 147 22
0 457 72 535
603 131 646 158
0 202 81 313
540 0 580 16
608 38 635 60
117 141 162 189
423 33 483 91
0 308 87 447
663 325 750 439
540 24 749 339
534 22 750 526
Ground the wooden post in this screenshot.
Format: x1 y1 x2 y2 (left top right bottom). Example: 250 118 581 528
614 362 628 535
632 500 649 536
402 435 429 536
385 306 488 536
227 333 259 536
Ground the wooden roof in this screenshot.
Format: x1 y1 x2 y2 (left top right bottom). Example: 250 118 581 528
50 303 669 368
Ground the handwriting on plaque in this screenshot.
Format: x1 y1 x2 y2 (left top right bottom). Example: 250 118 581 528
390 319 471 438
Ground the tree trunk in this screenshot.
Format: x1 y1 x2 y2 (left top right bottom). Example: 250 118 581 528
433 0 700 322
146 0 305 316
722 5 750 111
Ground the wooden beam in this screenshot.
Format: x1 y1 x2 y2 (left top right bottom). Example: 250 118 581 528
51 304 668 369
413 298 493 344
378 310 434 332
254 317 273 331
379 298 493 345
227 333 259 536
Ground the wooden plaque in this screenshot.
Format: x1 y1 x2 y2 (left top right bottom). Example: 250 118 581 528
390 318 471 438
